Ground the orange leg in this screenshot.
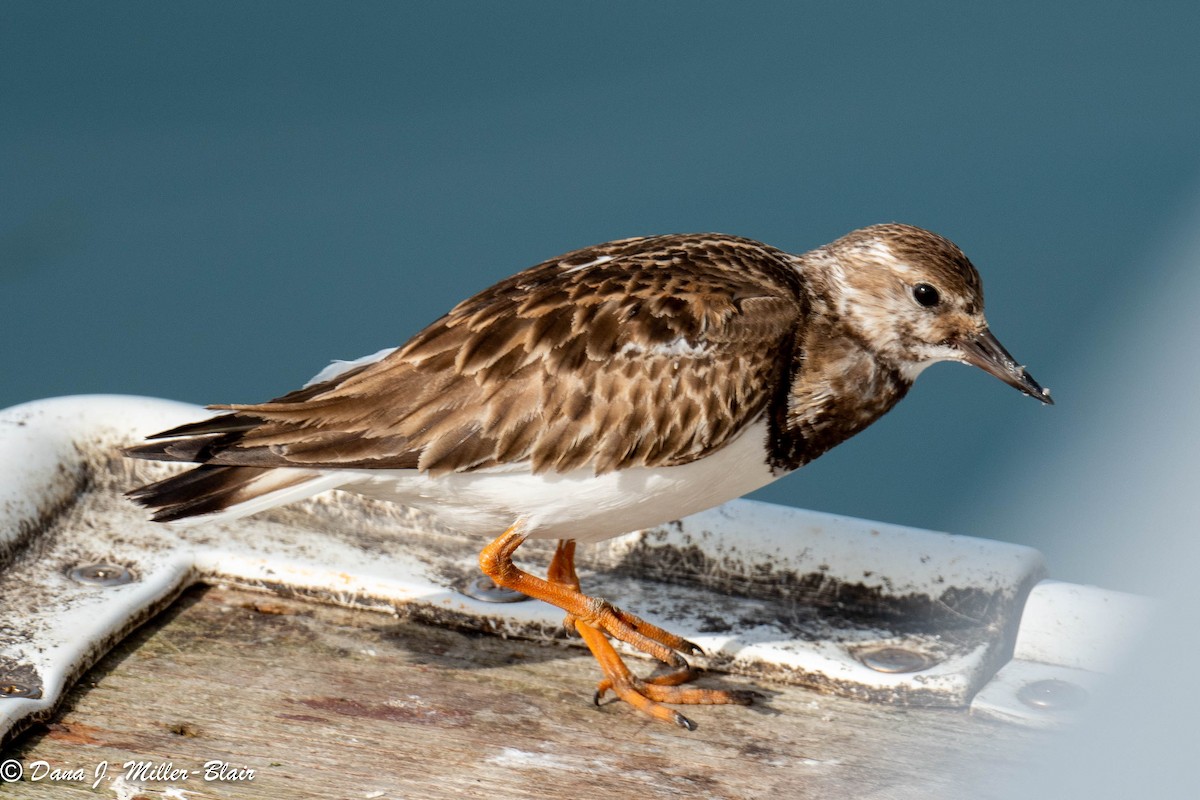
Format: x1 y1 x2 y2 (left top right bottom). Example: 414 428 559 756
547 539 581 591
479 524 757 729
549 538 697 686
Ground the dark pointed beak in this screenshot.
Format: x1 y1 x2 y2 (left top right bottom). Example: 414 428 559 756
957 329 1054 405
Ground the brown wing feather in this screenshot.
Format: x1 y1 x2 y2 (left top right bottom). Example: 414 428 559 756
157 234 807 476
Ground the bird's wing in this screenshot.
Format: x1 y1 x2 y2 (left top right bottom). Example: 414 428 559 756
137 234 807 476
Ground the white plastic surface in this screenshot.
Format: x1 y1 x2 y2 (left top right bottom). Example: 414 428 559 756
0 394 1140 743
970 580 1154 727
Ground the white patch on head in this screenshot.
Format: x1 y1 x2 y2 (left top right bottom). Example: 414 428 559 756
858 240 918 278
861 240 897 263
618 337 710 359
304 346 397 387
561 254 613 274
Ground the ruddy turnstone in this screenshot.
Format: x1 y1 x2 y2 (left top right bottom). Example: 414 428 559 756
126 223 1052 729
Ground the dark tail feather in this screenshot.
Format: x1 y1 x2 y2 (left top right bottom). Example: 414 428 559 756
122 413 265 465
124 437 227 463
145 413 264 440
126 464 317 523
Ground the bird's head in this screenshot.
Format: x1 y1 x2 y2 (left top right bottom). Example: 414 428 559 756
821 223 1052 404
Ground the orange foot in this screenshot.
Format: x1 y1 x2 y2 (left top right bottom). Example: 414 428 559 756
479 525 758 730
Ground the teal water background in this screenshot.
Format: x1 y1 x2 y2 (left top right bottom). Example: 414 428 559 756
4 2 1199 591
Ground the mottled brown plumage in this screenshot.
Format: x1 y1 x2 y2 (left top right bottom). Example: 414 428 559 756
126 223 1051 730
137 235 809 476
130 226 1047 487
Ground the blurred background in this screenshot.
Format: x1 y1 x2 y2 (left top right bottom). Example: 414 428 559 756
3 1 1199 597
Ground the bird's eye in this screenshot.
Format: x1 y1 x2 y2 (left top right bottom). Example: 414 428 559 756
912 283 940 308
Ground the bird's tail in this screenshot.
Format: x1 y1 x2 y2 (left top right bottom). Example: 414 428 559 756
126 463 353 525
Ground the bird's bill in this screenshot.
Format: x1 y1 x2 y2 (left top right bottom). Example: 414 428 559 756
957 329 1054 405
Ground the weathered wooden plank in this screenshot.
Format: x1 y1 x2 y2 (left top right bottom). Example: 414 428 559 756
2 584 1046 799
0 396 1052 756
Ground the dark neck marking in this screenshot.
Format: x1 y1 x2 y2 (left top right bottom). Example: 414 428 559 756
766 333 807 474
766 336 911 475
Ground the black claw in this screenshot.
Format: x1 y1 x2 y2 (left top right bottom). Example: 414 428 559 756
680 639 704 656
730 690 761 706
593 690 603 707
674 712 697 731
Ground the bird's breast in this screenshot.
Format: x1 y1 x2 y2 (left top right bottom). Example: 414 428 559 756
772 335 909 471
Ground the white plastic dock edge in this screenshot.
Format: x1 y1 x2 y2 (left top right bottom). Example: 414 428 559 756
0 395 1147 742
969 580 1155 727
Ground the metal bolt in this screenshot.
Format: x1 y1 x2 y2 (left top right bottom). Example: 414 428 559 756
1018 679 1088 711
458 575 530 603
68 563 134 587
859 646 937 673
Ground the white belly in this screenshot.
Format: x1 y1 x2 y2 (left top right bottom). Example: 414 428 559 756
342 418 778 542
